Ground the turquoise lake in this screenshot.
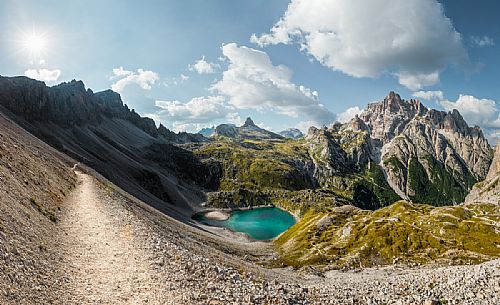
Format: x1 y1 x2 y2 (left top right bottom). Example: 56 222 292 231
194 207 296 240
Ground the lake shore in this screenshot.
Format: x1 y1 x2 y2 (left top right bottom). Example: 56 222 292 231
204 210 230 221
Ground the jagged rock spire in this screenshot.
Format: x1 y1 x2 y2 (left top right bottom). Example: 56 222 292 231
243 117 256 127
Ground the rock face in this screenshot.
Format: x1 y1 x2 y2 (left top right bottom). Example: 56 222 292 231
0 76 206 143
466 139 500 204
213 117 283 140
305 92 492 205
370 93 491 204
355 92 490 204
0 75 211 217
279 128 304 139
197 126 215 137
487 140 500 180
360 92 427 145
243 117 256 127
306 126 350 188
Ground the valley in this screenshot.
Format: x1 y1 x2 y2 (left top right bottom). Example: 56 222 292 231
0 75 499 304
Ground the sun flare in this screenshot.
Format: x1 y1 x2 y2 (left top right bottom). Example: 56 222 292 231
19 30 49 58
24 34 47 53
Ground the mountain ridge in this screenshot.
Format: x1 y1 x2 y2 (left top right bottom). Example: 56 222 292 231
213 117 283 140
0 75 214 219
348 91 492 204
1 75 492 209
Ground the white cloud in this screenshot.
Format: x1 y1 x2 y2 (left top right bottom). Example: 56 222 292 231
251 0 468 90
439 95 499 129
110 67 159 92
211 43 335 124
24 68 61 82
336 106 363 123
189 56 219 74
296 120 323 133
111 67 133 78
471 36 495 48
153 95 237 132
412 90 444 100
396 71 440 91
163 74 190 87
225 112 244 126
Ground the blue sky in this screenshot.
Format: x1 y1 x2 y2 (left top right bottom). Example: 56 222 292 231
0 0 498 142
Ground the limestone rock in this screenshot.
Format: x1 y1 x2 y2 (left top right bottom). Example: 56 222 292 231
466 138 500 204
360 92 492 204
278 128 304 139
213 117 282 140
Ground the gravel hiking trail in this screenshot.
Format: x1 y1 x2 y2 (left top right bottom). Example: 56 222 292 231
56 171 172 304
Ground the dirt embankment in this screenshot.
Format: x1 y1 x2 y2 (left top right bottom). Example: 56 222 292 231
0 113 76 304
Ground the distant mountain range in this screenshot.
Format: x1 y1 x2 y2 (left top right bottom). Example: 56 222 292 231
213 117 283 140
197 127 215 137
0 76 494 211
196 91 493 209
0 75 498 270
278 128 304 139
197 123 304 139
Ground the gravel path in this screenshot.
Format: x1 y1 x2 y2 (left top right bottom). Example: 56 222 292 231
52 171 500 305
57 172 173 304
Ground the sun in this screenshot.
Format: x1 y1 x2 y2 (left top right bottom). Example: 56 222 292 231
23 33 47 53
19 29 50 59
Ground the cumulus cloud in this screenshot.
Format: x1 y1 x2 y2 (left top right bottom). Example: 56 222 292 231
439 94 500 144
211 43 335 125
110 67 159 92
24 68 61 82
163 74 189 87
336 106 363 123
412 90 444 100
397 71 440 91
189 56 219 74
251 0 468 90
295 120 324 132
439 95 499 128
471 36 495 48
153 95 237 132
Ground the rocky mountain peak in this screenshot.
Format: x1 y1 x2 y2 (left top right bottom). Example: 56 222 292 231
359 91 427 144
214 124 238 138
0 75 206 143
243 117 256 127
53 79 87 93
347 115 369 132
278 128 304 139
386 91 401 103
95 89 123 107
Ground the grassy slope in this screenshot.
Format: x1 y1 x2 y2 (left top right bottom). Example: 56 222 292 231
193 137 400 211
275 201 500 268
194 138 313 191
192 137 500 269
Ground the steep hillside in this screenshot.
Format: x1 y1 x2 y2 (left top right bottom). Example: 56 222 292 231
0 76 211 218
360 92 491 204
466 139 500 204
302 92 492 206
2 79 487 215
0 112 76 303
